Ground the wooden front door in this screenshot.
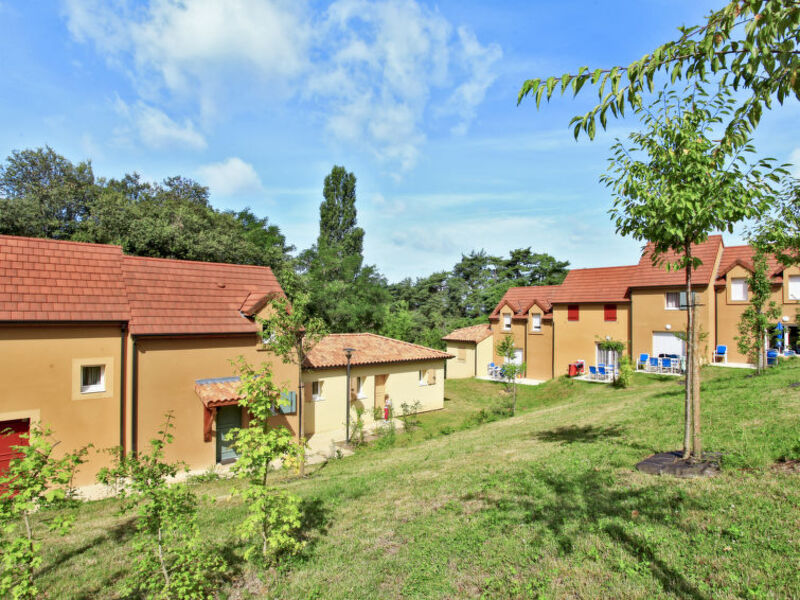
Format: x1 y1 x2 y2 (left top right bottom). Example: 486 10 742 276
374 374 388 410
0 419 29 475
216 406 242 464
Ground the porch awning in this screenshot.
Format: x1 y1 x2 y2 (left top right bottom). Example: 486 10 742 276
194 377 243 408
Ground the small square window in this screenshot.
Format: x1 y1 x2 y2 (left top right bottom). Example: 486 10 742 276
81 365 105 393
665 292 680 310
311 381 323 401
419 370 427 386
791 276 800 300
731 278 748 301
531 314 542 331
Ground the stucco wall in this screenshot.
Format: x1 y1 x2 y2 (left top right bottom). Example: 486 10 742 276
445 341 476 379
526 308 553 381
301 359 445 445
630 286 714 363
0 325 124 486
552 303 630 376
715 264 786 363
492 307 527 371
135 335 298 470
475 336 493 378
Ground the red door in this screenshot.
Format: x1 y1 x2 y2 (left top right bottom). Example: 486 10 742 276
0 419 30 475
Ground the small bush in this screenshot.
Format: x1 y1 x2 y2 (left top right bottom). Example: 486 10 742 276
399 400 422 434
374 420 396 449
614 356 634 388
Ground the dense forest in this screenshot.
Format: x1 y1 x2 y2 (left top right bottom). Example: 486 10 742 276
0 147 569 348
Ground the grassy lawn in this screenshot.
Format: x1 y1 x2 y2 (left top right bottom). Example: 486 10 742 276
34 363 800 598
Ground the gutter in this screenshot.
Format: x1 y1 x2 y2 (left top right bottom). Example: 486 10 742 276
120 323 128 454
131 336 139 455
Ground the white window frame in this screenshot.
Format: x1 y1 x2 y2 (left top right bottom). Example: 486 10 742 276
311 381 324 401
419 370 427 386
503 314 511 331
356 376 367 399
80 365 105 394
665 292 680 310
531 313 542 332
789 275 800 300
730 277 748 301
595 344 619 369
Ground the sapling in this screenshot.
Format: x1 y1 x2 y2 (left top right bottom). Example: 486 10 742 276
0 424 88 600
98 413 226 598
226 358 306 563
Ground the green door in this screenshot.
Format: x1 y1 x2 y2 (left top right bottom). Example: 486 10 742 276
216 406 242 464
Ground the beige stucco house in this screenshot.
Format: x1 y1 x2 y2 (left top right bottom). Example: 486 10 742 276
0 235 297 485
301 333 451 454
442 324 493 379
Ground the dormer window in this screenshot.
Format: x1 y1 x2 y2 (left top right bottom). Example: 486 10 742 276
531 314 541 332
731 278 748 301
503 314 511 331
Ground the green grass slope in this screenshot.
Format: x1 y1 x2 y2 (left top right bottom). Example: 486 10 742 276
38 363 800 599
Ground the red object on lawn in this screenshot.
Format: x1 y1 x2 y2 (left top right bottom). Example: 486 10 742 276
568 363 579 377
0 419 29 475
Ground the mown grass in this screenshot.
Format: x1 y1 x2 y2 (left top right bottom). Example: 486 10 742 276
34 362 800 598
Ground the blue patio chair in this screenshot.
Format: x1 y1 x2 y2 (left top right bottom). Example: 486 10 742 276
648 357 659 373
767 350 779 366
588 365 598 380
598 365 608 380
713 345 728 363
637 353 649 370
661 357 673 374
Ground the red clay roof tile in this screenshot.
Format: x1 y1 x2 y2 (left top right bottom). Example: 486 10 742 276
632 235 723 288
489 285 560 319
0 234 284 334
441 323 492 343
304 333 452 369
550 265 639 303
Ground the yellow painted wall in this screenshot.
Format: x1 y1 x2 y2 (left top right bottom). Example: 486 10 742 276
0 325 124 486
630 286 715 363
445 341 476 379
475 336 493 378
301 360 445 444
135 336 298 470
526 307 553 381
715 264 785 363
552 303 630 377
492 307 527 372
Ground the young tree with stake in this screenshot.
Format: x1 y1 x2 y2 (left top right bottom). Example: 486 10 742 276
497 334 525 416
736 247 782 373
603 84 783 461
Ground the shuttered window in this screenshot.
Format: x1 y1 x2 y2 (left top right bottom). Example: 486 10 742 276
567 305 579 321
604 304 617 321
790 276 800 300
731 278 748 301
427 369 436 385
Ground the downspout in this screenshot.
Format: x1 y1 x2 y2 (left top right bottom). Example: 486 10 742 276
119 323 128 454
131 335 139 455
551 319 555 380
474 341 478 377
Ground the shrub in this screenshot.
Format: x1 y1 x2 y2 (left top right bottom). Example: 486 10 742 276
614 355 634 388
0 425 89 600
98 413 226 598
399 400 422 435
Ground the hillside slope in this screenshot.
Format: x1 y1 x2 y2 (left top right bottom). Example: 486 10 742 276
41 365 800 599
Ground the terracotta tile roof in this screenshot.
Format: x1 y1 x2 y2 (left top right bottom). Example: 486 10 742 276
194 377 242 407
714 245 783 285
550 265 639 303
442 323 492 343
489 285 560 319
0 234 284 334
304 333 453 369
632 235 723 288
0 235 130 322
122 255 283 335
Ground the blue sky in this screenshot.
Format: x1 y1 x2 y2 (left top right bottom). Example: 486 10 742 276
1 1 798 281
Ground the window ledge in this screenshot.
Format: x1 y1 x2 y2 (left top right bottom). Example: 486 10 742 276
80 386 106 394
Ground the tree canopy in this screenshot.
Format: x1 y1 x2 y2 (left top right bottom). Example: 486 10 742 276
519 0 800 148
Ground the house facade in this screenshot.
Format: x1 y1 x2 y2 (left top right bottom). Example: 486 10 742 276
482 236 798 380
301 333 450 453
0 235 297 485
442 324 493 379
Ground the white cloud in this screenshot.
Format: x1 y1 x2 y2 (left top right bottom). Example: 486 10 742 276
114 99 207 149
63 0 501 171
197 157 263 196
790 148 800 178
